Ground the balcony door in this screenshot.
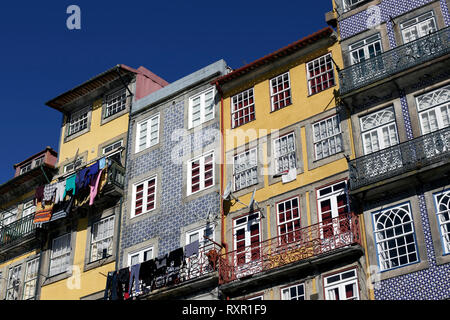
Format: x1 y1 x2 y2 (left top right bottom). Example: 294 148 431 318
416 85 450 158
349 33 384 82
317 181 352 250
233 212 261 278
401 11 437 44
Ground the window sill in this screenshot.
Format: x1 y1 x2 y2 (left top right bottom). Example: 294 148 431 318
84 256 115 272
100 107 129 126
231 119 257 130
307 84 337 98
270 102 293 114
64 127 90 144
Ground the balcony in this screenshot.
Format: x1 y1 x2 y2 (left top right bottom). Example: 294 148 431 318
339 27 450 96
349 126 450 193
218 213 361 286
0 215 39 253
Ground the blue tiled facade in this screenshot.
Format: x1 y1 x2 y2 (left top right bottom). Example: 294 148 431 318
118 61 227 268
337 0 450 299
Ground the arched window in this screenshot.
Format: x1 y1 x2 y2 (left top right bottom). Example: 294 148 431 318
434 190 450 254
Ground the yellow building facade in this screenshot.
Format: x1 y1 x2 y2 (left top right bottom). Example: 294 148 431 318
215 27 369 300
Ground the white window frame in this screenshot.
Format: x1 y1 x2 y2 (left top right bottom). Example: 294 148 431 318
188 88 215 129
434 189 450 254
233 212 261 266
22 200 36 218
281 283 305 300
360 106 399 155
187 151 215 196
247 295 264 300
131 176 157 219
90 215 115 262
104 88 127 119
63 157 84 174
270 72 292 111
186 225 215 249
22 258 39 300
416 85 450 135
324 269 359 300
1 207 17 227
67 106 90 137
343 0 368 11
102 139 124 156
233 148 258 191
273 132 297 175
306 53 335 95
313 115 343 160
349 33 383 65
49 233 71 277
128 247 154 267
231 88 256 128
401 11 437 44
277 196 301 244
20 162 32 175
6 265 22 300
135 114 160 153
372 202 419 271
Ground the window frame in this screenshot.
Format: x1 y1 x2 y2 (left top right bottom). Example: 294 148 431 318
131 176 158 219
400 11 437 44
313 114 343 160
188 88 216 129
231 88 256 128
67 106 90 137
135 113 160 154
104 88 128 119
349 33 383 65
416 85 450 135
128 247 154 267
372 202 420 272
306 53 335 96
49 233 72 277
22 258 39 300
323 268 359 300
233 212 261 266
63 157 84 174
233 148 258 192
276 196 301 244
187 151 215 196
433 189 450 255
281 283 305 300
272 132 297 175
90 215 115 263
270 71 292 112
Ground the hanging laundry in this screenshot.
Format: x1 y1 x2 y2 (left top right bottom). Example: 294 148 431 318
33 201 54 225
99 157 106 170
185 240 200 258
50 195 74 222
89 169 104 206
54 180 67 205
43 183 57 203
34 185 45 205
168 247 184 267
128 264 141 296
139 259 156 289
64 174 76 198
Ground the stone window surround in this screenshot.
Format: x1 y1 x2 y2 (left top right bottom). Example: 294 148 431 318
321 265 361 300
63 106 93 144
100 83 134 126
225 136 266 200
126 167 163 223
350 99 407 159
185 83 219 131
337 0 382 20
83 204 120 272
121 237 159 269
305 107 351 171
57 151 89 176
363 193 429 282
41 223 77 286
129 105 164 158
96 132 128 166
179 220 220 249
423 181 450 266
266 124 304 186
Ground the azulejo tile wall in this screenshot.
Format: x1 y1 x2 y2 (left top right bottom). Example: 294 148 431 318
374 192 450 300
119 100 220 267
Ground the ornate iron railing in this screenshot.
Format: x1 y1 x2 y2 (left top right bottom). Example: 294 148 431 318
339 26 450 95
0 214 37 248
218 213 360 284
107 158 125 189
349 126 450 191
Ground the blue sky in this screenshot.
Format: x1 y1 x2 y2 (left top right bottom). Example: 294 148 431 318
0 0 333 184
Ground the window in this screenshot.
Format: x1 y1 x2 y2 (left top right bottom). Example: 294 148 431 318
23 258 39 300
103 140 123 155
234 212 261 266
67 107 90 136
63 157 84 174
22 200 36 218
401 11 437 44
132 176 157 218
372 203 419 271
105 88 127 119
189 88 215 128
313 115 343 160
317 181 351 242
434 189 450 254
277 197 301 244
90 216 115 262
20 162 32 175
1 207 17 226
273 132 296 175
349 33 383 65
49 233 71 277
270 72 292 111
416 84 450 135
34 156 44 168
281 283 305 300
360 106 399 155
187 152 214 195
6 265 21 300
324 269 359 300
233 148 258 191
185 225 215 278
231 88 255 128
128 247 154 267
307 53 335 95
343 0 368 11
136 114 160 153
247 295 264 300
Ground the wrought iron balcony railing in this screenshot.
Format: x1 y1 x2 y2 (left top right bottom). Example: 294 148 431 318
218 213 360 285
339 26 450 95
349 126 450 191
106 158 125 190
0 214 37 248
